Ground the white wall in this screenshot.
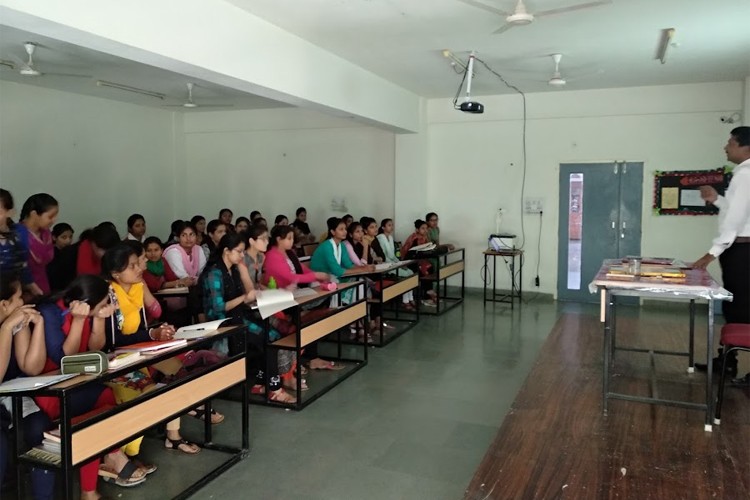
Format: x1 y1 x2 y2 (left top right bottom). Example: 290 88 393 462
424 82 744 294
0 81 179 239
181 108 396 235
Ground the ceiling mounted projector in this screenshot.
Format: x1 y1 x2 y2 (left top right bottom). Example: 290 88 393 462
460 101 485 113
458 52 484 114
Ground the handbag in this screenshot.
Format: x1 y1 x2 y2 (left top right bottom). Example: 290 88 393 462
60 351 108 376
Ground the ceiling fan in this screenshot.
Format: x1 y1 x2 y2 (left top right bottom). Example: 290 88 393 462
164 83 234 109
457 0 612 35
3 42 91 78
515 53 603 87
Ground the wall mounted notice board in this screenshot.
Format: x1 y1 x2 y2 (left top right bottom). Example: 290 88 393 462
653 167 732 216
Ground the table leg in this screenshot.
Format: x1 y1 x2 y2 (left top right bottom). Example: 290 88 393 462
13 397 23 500
510 256 515 310
602 289 612 415
483 254 488 304
518 254 523 303
610 295 617 361
688 300 696 372
705 301 715 432
492 254 497 302
60 393 73 500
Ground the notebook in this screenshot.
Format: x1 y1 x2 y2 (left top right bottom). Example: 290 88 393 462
115 339 187 353
0 374 77 393
174 319 231 339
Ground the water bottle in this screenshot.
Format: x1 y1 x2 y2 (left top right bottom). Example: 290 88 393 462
268 277 277 289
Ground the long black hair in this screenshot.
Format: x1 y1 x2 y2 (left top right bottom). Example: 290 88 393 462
269 225 294 247
20 193 58 221
102 242 139 279
0 271 21 302
55 274 110 308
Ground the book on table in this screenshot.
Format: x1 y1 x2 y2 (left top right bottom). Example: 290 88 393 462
410 242 436 252
43 428 61 443
174 318 232 339
0 374 77 393
107 351 144 370
115 339 187 354
255 289 298 319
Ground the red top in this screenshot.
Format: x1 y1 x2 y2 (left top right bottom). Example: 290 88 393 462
143 258 179 293
76 239 101 276
263 247 318 289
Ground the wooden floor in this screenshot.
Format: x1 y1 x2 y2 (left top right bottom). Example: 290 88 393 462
464 312 750 500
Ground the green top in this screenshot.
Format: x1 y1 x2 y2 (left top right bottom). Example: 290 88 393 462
309 239 354 277
427 227 440 245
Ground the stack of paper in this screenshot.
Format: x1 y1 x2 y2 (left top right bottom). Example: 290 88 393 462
115 339 187 355
410 242 436 252
107 351 143 370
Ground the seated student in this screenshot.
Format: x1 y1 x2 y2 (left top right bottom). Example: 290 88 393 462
103 244 210 456
249 211 262 223
360 217 384 264
52 222 74 251
400 219 439 306
16 193 59 296
254 217 268 229
342 214 354 228
401 219 431 255
291 207 315 245
376 218 416 310
163 222 206 320
234 217 250 235
142 237 191 293
0 272 56 499
37 275 147 493
241 224 268 288
190 215 207 246
122 240 162 323
163 222 206 285
125 214 146 243
201 233 296 403
164 219 183 247
344 222 369 267
218 209 234 233
264 225 329 288
310 217 374 341
47 222 120 292
425 212 454 250
202 219 227 260
273 214 289 227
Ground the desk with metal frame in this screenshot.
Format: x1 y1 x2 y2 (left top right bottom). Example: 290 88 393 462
591 259 732 431
418 248 465 316
256 281 368 410
343 261 420 347
10 326 250 500
483 249 523 309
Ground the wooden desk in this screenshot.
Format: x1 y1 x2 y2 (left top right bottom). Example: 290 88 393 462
418 247 465 315
483 249 523 309
11 326 250 500
341 261 420 347
256 281 368 410
591 259 732 431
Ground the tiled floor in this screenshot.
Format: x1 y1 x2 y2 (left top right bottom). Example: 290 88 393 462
99 292 562 499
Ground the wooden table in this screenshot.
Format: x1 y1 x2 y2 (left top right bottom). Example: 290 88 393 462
10 326 250 500
483 249 523 308
343 261 420 347
590 259 732 431
255 281 368 410
418 247 465 315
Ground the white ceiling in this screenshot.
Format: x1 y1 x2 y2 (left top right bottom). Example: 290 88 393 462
1 0 749 110
0 25 290 111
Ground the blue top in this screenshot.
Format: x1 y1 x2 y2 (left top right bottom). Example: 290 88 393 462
38 302 69 368
0 224 32 285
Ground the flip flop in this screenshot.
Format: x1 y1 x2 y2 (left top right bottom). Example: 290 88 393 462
187 407 225 424
165 437 201 455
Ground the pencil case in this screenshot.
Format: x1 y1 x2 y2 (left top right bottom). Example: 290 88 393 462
61 351 108 376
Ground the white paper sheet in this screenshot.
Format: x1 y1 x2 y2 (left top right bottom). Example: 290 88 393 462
256 289 298 319
680 189 705 207
175 318 230 339
0 374 76 393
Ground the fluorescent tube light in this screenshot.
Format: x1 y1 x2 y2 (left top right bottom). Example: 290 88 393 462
96 80 165 100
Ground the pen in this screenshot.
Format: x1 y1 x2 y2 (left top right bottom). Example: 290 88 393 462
61 299 88 317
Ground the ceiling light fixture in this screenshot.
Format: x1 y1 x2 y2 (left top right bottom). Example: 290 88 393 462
655 28 675 64
96 80 166 100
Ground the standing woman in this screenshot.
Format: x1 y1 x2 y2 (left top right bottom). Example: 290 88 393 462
376 218 416 310
16 193 59 296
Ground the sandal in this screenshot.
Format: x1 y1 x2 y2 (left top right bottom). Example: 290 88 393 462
128 456 157 475
164 437 201 455
98 461 147 488
250 384 265 395
268 388 297 404
187 407 225 424
283 378 309 392
309 359 346 371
